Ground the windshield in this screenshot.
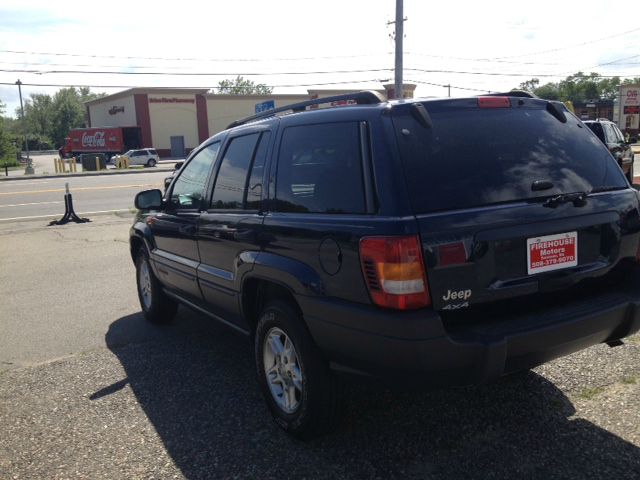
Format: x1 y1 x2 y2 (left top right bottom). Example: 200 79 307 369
124 150 135 156
393 101 627 214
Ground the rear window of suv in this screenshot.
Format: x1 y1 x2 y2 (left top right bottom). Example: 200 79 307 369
393 99 627 214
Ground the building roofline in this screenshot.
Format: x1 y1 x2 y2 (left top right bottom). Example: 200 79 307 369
85 88 211 105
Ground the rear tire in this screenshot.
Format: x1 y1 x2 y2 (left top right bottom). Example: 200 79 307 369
255 300 340 439
135 247 177 324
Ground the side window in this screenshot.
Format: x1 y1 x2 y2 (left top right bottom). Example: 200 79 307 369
612 125 625 143
603 123 617 144
211 133 260 210
169 142 220 210
274 122 365 214
245 132 271 210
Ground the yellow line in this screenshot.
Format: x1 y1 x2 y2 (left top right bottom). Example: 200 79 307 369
0 184 157 196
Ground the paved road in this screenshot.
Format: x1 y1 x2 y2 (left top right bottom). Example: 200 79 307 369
0 168 169 222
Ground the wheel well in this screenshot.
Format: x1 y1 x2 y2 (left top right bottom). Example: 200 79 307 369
242 279 301 332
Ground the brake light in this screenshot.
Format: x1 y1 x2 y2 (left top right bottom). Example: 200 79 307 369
359 235 430 310
478 96 511 108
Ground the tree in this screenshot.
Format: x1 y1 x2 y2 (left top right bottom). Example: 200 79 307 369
49 88 85 148
515 72 634 103
216 75 273 95
0 100 17 162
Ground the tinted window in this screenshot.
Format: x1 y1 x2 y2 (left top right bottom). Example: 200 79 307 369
586 122 605 143
211 133 260 210
169 142 219 210
393 102 627 214
274 123 365 214
245 132 270 210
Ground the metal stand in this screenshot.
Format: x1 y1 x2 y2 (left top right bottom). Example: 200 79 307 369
49 183 91 226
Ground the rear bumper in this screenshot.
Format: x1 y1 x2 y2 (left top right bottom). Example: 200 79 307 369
299 287 640 386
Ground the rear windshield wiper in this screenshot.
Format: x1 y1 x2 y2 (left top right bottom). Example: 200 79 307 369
543 192 587 208
543 186 626 208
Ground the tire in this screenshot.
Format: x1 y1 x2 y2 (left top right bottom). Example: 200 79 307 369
135 247 177 324
627 159 634 185
255 300 340 439
147 158 157 168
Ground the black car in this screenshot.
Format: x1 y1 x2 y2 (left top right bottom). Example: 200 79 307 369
131 92 640 438
583 118 635 183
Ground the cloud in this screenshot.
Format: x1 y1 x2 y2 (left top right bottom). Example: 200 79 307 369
0 9 79 33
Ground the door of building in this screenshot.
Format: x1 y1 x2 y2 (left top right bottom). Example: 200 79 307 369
170 136 185 158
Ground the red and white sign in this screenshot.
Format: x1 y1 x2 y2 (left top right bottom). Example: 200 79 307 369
527 232 578 275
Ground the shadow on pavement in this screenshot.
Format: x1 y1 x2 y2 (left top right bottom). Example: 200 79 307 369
103 310 640 479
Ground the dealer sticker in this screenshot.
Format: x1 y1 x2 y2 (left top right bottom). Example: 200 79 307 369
527 232 578 275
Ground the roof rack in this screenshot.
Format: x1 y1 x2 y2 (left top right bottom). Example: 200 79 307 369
226 90 386 129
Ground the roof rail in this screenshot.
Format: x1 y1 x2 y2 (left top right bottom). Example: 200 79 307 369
482 90 537 98
226 90 386 129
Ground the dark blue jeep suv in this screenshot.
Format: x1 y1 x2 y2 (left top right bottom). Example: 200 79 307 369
131 91 640 438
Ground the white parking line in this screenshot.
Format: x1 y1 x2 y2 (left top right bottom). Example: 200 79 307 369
0 209 132 222
0 201 64 208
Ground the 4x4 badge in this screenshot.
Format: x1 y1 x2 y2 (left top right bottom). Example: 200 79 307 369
442 302 469 311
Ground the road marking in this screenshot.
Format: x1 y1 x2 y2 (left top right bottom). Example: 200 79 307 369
0 184 157 196
0 209 132 222
0 181 52 186
0 201 64 208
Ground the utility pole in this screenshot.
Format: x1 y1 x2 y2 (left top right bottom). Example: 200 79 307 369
394 0 404 100
16 79 33 174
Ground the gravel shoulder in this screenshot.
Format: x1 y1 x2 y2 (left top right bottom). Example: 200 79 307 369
1 318 639 479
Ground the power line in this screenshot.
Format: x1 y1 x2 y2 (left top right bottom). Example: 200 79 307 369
0 49 392 63
405 79 490 93
405 68 640 78
482 27 640 60
0 67 392 76
0 78 387 90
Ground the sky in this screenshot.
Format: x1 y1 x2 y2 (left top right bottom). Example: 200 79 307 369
1 0 640 117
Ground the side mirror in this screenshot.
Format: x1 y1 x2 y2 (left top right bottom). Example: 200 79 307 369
135 189 163 210
174 161 184 170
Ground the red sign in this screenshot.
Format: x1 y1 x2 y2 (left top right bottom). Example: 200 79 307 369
67 128 124 153
527 232 578 275
624 106 640 114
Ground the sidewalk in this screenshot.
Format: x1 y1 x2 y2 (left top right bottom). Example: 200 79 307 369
1 154 179 181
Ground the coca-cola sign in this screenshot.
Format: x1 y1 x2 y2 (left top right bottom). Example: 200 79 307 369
82 131 106 148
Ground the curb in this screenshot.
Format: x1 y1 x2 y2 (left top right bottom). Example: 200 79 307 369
0 167 174 182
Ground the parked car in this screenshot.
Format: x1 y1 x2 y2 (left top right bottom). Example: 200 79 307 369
583 119 634 183
130 91 640 438
113 148 159 167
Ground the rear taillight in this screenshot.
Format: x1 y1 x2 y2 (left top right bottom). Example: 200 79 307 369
478 96 511 108
359 235 430 310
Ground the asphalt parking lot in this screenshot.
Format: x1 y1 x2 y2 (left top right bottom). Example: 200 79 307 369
1 216 639 479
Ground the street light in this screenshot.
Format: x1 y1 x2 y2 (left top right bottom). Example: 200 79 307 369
15 79 33 174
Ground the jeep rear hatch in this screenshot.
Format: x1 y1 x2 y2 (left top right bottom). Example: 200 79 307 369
391 97 640 312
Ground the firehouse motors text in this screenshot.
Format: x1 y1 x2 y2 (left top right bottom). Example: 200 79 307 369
530 236 576 269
